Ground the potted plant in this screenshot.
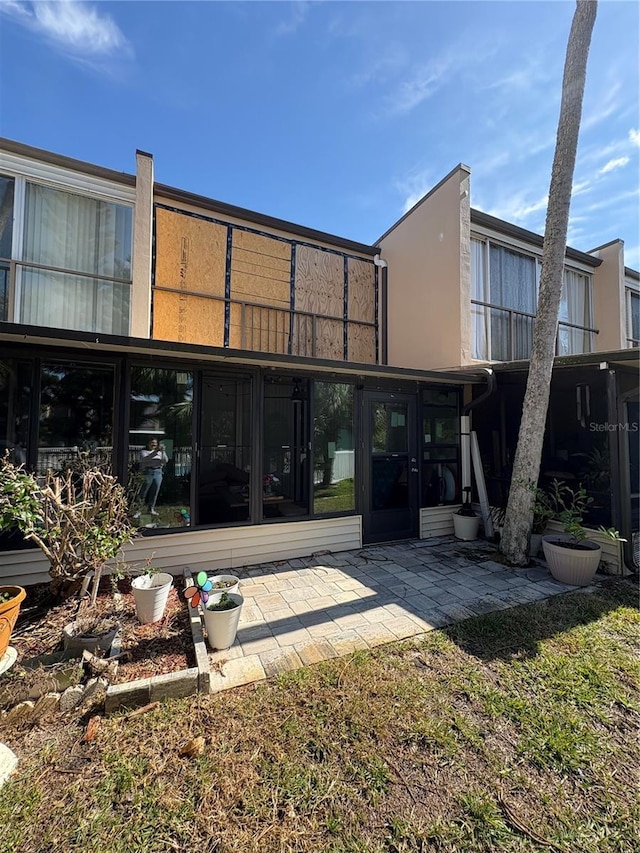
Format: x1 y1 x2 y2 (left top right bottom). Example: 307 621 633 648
202 591 244 651
0 585 26 660
453 487 480 541
0 456 136 652
541 480 601 586
130 564 174 625
208 574 240 594
530 487 554 557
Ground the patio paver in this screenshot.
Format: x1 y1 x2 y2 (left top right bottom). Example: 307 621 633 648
205 536 589 693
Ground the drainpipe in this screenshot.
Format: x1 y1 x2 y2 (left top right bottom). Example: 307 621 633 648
374 254 388 365
461 368 496 495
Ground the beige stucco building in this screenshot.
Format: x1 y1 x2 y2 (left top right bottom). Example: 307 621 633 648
0 139 637 584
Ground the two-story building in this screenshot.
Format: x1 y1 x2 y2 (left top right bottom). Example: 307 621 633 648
1 140 637 585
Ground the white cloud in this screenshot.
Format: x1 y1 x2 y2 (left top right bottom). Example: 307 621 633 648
274 1 309 37
571 180 591 197
387 58 452 115
486 193 548 223
598 156 630 176
582 81 622 131
0 0 129 57
630 129 640 147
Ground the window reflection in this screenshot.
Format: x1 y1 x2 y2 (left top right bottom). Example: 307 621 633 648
198 376 251 525
313 382 354 514
263 378 309 518
0 359 30 466
38 362 115 475
129 367 193 530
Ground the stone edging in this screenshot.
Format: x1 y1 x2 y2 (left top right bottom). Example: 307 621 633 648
104 569 210 714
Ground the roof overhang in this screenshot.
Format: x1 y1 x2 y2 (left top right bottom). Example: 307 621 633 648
487 348 640 373
0 324 487 386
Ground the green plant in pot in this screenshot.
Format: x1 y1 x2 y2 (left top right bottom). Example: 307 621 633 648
541 479 601 586
202 591 244 651
529 488 555 557
0 456 136 653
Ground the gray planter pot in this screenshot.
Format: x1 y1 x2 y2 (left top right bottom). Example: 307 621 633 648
453 513 480 541
542 535 601 586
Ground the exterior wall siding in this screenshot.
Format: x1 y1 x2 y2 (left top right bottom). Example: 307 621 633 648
0 516 363 587
420 506 455 538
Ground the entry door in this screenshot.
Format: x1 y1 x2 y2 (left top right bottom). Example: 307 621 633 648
363 392 419 544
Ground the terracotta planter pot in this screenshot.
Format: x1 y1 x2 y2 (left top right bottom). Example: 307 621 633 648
0 586 26 659
542 535 601 586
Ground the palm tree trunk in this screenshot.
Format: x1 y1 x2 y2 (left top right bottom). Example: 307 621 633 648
500 1 598 566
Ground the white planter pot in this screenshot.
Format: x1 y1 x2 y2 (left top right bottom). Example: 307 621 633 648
542 535 601 586
208 574 240 595
203 592 244 650
131 573 173 624
453 513 480 541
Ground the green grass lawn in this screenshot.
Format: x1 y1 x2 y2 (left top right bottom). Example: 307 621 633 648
314 478 355 513
1 579 638 853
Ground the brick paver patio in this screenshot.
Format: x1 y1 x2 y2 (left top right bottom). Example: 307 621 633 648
207 536 581 692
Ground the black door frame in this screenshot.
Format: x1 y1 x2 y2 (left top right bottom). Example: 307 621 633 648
361 390 419 544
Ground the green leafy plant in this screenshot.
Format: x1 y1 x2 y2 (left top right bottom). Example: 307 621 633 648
532 487 555 534
206 592 239 612
545 479 594 542
597 526 627 542
0 455 136 603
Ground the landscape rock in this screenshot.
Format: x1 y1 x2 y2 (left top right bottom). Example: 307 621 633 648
59 685 84 712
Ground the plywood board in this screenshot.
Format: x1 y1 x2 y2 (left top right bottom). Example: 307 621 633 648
347 323 376 364
294 245 344 318
230 230 291 309
155 208 227 296
292 316 343 360
153 291 225 347
229 302 290 353
348 258 375 323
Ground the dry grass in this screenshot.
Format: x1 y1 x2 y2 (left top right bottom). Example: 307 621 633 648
1 579 638 853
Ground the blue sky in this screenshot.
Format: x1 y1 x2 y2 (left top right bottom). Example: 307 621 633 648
1 1 638 266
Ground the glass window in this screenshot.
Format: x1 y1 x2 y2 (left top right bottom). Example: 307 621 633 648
627 290 640 345
489 244 536 361
129 367 193 530
38 362 115 476
198 375 251 526
371 402 408 453
0 359 30 465
313 382 354 514
0 176 14 321
421 387 460 507
263 377 309 519
559 269 592 354
20 182 132 335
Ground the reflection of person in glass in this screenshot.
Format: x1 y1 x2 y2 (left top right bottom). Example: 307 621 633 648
139 439 168 515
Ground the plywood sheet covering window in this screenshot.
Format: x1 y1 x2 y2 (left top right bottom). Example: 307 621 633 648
230 230 291 310
348 323 376 363
294 245 344 318
153 290 225 346
153 208 227 345
348 258 375 323
229 302 290 353
154 208 227 295
291 315 343 359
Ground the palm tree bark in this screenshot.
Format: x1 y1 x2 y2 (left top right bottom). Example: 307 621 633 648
500 1 597 566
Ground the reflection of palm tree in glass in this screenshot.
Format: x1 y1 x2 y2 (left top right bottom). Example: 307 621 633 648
314 384 352 486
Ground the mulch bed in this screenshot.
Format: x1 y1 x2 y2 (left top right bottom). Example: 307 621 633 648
10 576 195 684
